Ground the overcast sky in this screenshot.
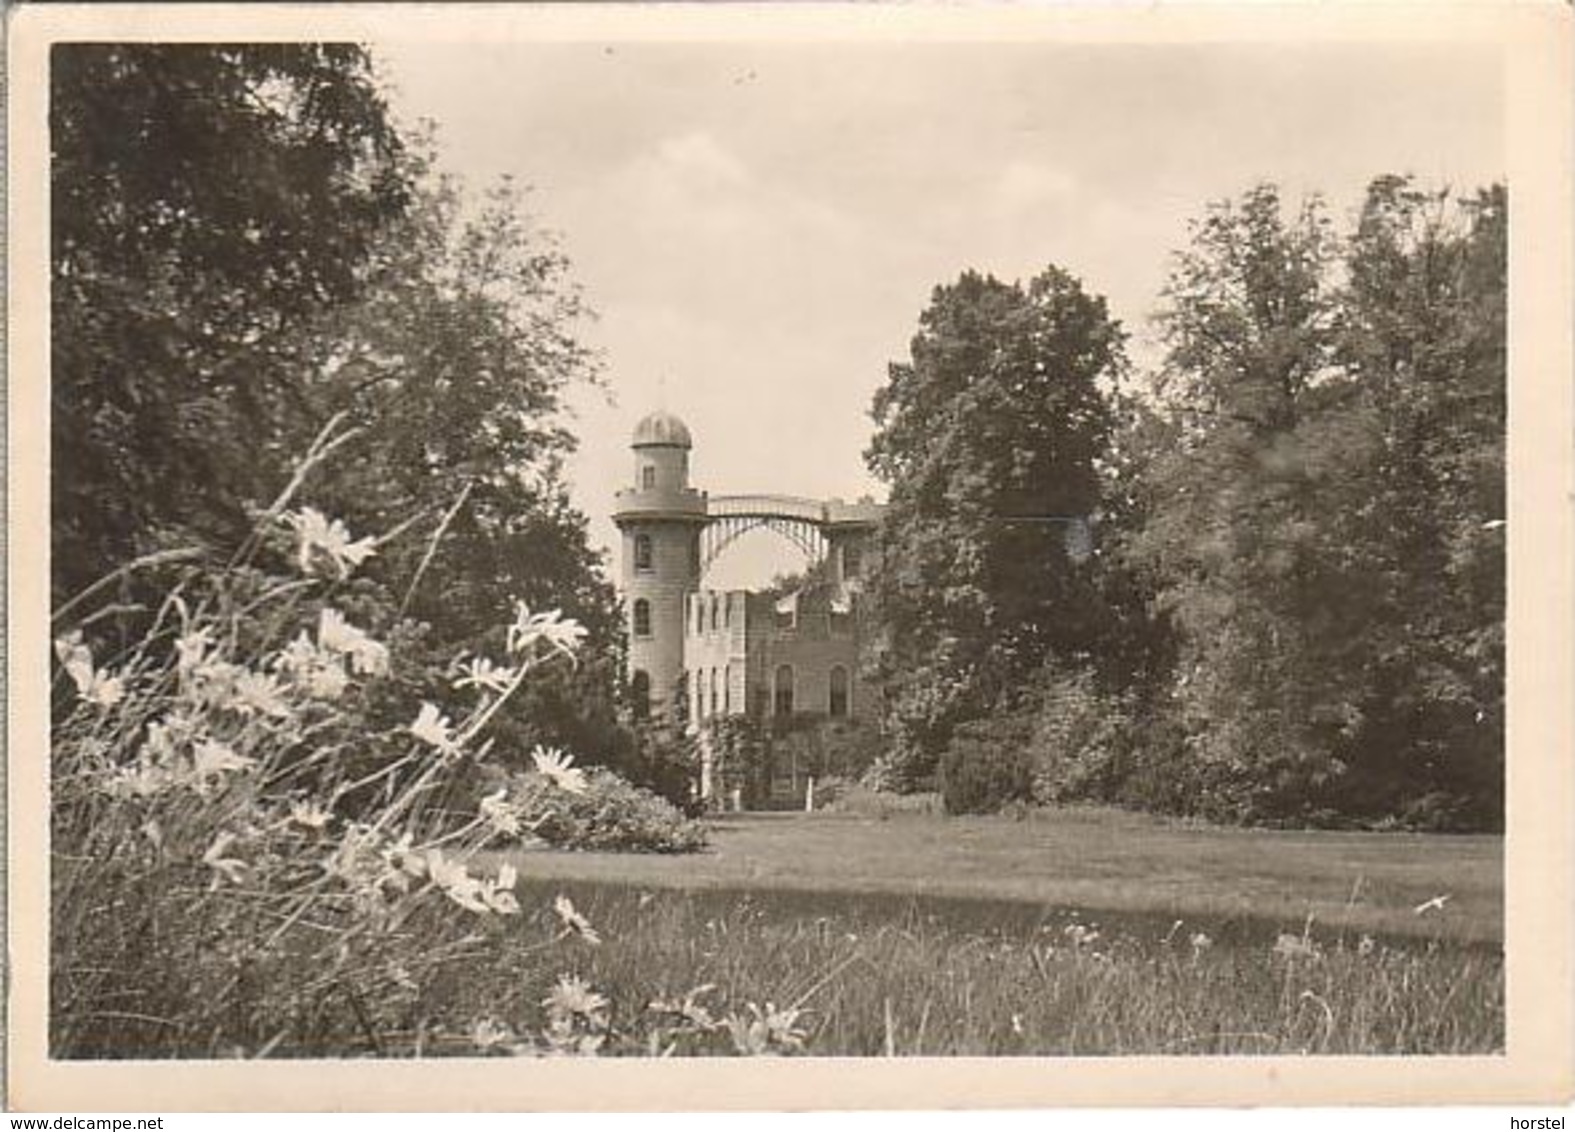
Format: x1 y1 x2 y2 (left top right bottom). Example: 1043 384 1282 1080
375 39 1502 589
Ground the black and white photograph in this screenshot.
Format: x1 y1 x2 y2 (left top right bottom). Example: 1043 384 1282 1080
6 0 1572 1113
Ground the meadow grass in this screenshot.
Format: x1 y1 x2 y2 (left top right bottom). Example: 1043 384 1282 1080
430 808 1501 1057
424 879 1503 1057
54 807 1503 1059
496 809 1503 945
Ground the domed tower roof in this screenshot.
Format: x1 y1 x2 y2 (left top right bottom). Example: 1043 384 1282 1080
632 410 692 449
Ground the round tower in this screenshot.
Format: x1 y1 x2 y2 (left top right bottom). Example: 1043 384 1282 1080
612 410 707 722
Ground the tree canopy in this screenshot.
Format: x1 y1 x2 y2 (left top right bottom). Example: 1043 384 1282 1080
867 180 1504 830
864 266 1126 783
51 44 628 775
1117 179 1505 826
51 44 412 600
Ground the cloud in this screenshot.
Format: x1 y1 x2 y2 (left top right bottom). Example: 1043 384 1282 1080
645 130 753 195
993 159 1079 215
589 128 861 322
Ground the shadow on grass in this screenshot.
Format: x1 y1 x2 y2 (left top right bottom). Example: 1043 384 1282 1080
520 875 1503 958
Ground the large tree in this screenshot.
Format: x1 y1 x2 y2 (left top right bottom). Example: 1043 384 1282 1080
51 43 412 601
51 46 627 772
293 162 623 765
865 266 1126 782
1127 184 1350 820
1127 179 1505 827
1328 177 1506 826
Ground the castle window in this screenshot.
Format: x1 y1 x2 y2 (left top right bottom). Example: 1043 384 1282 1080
829 666 850 718
723 664 731 713
641 465 657 490
774 665 795 717
711 594 720 632
844 545 863 578
695 596 705 635
631 669 650 720
634 534 653 572
632 598 651 638
709 668 719 717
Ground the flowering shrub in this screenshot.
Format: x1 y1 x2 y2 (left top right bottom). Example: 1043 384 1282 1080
483 758 708 854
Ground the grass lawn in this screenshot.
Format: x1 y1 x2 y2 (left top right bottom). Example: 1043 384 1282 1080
54 805 1503 1058
499 806 1503 944
435 807 1501 1056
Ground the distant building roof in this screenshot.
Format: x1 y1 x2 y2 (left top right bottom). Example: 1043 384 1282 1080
632 410 692 449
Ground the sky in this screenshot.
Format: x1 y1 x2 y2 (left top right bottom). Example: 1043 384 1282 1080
375 38 1503 589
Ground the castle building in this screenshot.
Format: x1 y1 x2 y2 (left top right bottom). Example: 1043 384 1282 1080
612 410 883 804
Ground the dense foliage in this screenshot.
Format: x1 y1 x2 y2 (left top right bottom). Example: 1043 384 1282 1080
937 717 1035 815
51 44 629 773
1125 180 1505 828
865 267 1126 788
51 44 410 600
868 180 1505 830
287 157 627 773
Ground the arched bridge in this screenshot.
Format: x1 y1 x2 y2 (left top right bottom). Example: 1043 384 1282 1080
700 494 882 575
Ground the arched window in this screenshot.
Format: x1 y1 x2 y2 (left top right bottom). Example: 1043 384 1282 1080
631 669 650 720
723 664 731 714
710 594 720 631
632 598 651 638
634 533 653 572
774 664 794 717
641 465 657 490
695 596 705 635
829 666 850 718
709 668 719 717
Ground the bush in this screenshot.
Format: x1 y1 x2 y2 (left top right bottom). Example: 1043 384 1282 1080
486 761 707 854
1106 710 1201 816
1025 665 1133 805
622 722 704 815
938 716 1034 815
822 781 942 817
